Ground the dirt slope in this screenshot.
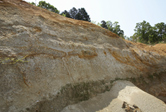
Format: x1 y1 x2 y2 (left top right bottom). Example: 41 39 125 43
0 0 166 112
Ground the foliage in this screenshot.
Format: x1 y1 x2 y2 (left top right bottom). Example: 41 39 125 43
134 20 151 43
78 8 91 22
29 1 90 22
37 1 59 14
60 10 71 18
107 21 124 38
91 21 101 26
91 20 97 24
99 20 124 38
29 2 36 6
61 7 91 22
61 13 66 17
101 20 108 29
155 22 166 42
0 55 28 65
131 20 166 44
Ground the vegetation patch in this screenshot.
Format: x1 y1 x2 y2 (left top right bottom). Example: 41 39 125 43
59 80 112 102
0 55 28 65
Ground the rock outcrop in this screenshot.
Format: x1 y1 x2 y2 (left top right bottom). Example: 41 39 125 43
0 0 166 112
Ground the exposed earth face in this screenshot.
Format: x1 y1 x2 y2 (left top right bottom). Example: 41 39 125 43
0 0 166 112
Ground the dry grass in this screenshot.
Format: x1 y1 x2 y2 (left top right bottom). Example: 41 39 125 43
126 40 166 56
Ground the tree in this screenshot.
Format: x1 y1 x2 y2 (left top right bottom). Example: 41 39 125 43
75 12 83 20
111 21 124 37
29 2 36 6
37 1 59 14
100 20 124 37
130 33 140 42
134 20 151 43
154 22 166 42
61 7 91 22
148 27 158 43
69 7 78 19
133 21 166 44
101 20 108 29
60 10 71 18
78 8 91 22
106 21 113 31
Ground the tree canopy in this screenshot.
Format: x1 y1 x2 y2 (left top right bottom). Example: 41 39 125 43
107 21 124 37
29 1 59 14
131 20 166 44
37 1 59 14
29 2 36 6
101 20 108 29
61 7 91 22
100 20 124 38
60 10 71 18
29 1 91 22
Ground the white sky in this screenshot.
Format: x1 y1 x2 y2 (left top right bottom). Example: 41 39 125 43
25 0 166 37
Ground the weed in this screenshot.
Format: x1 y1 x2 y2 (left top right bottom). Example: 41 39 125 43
0 55 28 65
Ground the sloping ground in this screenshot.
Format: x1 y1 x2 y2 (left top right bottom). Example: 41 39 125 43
0 0 166 112
126 40 166 56
62 81 166 112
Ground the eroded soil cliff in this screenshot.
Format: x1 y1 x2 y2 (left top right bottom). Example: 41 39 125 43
0 0 166 112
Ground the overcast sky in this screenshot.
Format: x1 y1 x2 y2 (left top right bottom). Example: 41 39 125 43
25 0 166 37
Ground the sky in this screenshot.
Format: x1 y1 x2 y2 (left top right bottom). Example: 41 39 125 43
25 0 166 37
